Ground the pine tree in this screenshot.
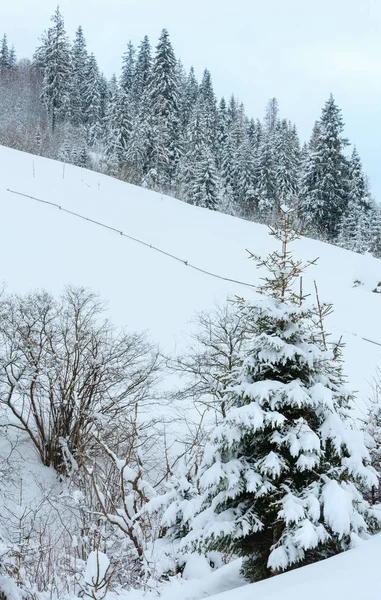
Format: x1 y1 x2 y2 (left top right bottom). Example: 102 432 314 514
190 207 378 583
37 7 72 132
300 94 350 239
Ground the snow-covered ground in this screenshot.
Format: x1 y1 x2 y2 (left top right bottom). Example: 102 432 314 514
207 533 381 600
1 146 380 403
1 145 381 599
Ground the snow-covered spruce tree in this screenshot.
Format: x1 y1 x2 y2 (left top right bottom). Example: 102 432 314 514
198 69 218 150
131 35 152 110
149 462 199 544
191 144 219 210
237 136 256 218
120 40 136 95
70 25 88 126
337 147 372 253
36 7 72 132
82 53 102 146
190 207 378 583
364 391 381 506
0 34 9 76
104 86 132 175
148 29 181 190
369 202 381 258
274 119 300 209
300 94 350 240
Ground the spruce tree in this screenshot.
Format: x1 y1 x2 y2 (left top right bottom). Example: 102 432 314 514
105 86 132 173
237 136 256 217
8 45 16 71
198 69 218 149
216 97 228 169
337 147 372 253
37 7 72 132
132 35 152 107
71 25 88 126
255 133 276 217
191 144 219 210
0 34 9 75
120 40 136 95
274 119 300 208
369 203 381 258
82 53 102 145
190 207 378 583
152 463 199 543
179 99 208 201
180 66 199 130
300 94 350 239
148 29 181 189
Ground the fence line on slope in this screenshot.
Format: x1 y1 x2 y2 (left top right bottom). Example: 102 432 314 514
6 188 257 290
6 188 381 351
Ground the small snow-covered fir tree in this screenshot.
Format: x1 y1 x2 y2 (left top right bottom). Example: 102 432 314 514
149 462 199 543
190 207 378 583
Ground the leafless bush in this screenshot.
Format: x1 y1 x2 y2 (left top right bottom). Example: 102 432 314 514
168 300 249 423
0 286 161 475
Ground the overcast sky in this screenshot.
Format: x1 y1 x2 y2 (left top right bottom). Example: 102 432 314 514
3 0 381 198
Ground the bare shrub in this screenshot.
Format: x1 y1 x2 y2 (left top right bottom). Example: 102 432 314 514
0 286 160 474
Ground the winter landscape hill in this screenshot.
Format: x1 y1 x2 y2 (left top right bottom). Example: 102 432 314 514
1 145 381 599
1 145 380 399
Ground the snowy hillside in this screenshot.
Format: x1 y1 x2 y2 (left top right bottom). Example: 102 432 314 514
207 533 381 600
0 145 380 402
1 146 381 599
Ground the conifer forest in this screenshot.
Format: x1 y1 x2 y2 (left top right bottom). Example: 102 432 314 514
0 7 379 254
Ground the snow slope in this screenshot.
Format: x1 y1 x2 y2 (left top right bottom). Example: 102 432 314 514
1 147 381 599
208 533 381 600
0 146 380 404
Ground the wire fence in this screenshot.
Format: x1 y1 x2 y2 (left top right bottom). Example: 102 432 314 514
6 187 381 350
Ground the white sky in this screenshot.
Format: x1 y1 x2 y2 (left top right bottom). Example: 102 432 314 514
3 0 381 199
